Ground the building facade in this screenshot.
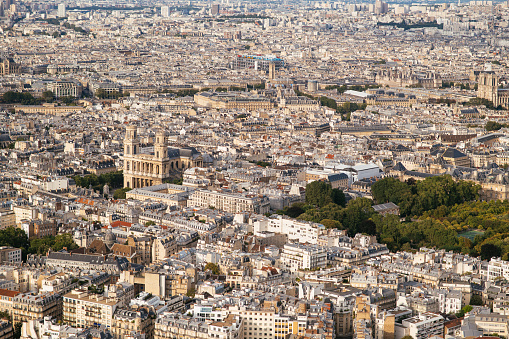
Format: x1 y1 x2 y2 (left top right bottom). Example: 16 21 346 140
47 80 83 98
0 57 20 76
478 71 509 108
123 126 203 188
188 190 270 214
11 292 62 323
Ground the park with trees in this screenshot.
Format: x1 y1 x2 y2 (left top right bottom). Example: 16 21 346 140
278 175 509 260
72 171 124 195
0 227 77 260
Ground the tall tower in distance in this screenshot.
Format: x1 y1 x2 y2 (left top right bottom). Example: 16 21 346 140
58 3 66 17
123 126 140 188
211 4 220 15
268 62 275 80
154 130 168 160
161 5 170 17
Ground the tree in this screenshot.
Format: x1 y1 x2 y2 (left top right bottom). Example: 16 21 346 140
74 171 124 192
480 243 501 260
2 91 40 105
456 304 474 317
371 177 411 205
305 181 334 208
320 219 342 229
0 227 29 254
113 187 132 200
95 88 107 99
61 96 75 105
486 121 504 131
28 234 78 255
204 262 220 275
470 294 483 306
42 91 55 102
13 322 22 339
331 188 346 207
462 305 473 314
283 204 305 218
342 198 375 236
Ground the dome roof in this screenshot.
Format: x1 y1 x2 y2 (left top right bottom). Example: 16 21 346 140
104 230 116 247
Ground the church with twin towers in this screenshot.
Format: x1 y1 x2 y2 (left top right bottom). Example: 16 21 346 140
123 126 203 189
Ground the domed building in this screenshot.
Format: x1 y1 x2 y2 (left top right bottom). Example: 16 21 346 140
104 229 116 250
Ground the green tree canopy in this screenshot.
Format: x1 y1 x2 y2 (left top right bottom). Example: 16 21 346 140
305 181 346 208
0 227 29 252
28 234 78 255
73 171 124 193
320 219 342 229
480 243 501 260
204 262 221 275
371 175 480 217
113 187 132 200
486 121 506 131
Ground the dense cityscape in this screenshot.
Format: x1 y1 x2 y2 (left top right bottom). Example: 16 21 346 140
0 0 509 339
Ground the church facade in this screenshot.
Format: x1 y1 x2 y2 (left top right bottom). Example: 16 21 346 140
123 126 203 188
478 71 509 109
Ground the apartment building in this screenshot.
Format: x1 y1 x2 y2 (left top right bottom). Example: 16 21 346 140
0 289 19 315
127 235 153 265
0 247 21 265
0 209 15 230
162 217 217 235
23 220 57 239
209 314 245 339
227 309 274 339
63 289 121 328
274 314 308 338
170 276 195 297
154 313 243 339
152 234 178 263
39 272 78 295
112 307 154 339
254 215 326 244
13 103 81 116
232 54 285 71
474 313 509 337
396 312 444 339
11 292 62 323
188 190 270 214
303 170 348 189
487 257 509 281
0 320 12 339
280 96 320 111
12 205 37 225
46 252 129 275
280 244 327 271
